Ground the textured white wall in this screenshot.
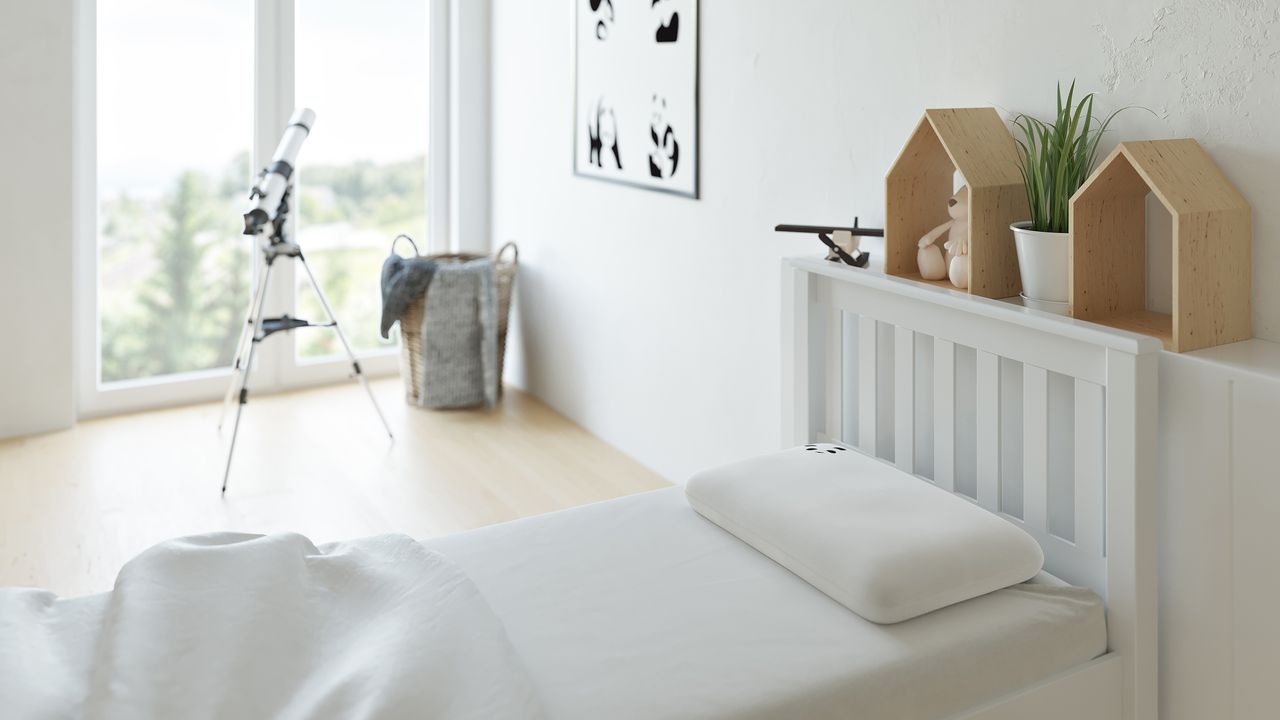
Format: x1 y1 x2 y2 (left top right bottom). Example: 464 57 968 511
494 0 1280 478
0 1 75 439
493 2 1280 715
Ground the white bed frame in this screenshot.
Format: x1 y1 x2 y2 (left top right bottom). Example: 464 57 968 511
781 257 1159 720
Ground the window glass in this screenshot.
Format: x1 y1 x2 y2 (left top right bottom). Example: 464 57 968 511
96 0 254 383
294 0 430 358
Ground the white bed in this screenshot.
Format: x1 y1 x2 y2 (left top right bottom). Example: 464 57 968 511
426 257 1159 719
779 258 1159 719
2 256 1160 720
426 486 1107 720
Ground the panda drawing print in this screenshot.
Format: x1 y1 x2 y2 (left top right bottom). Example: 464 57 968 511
588 98 623 170
653 0 679 42
648 95 678 179
574 0 698 197
588 0 614 39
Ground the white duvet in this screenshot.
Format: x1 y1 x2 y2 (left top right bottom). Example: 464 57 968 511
0 533 545 720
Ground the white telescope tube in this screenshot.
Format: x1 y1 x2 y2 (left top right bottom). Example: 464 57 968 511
243 108 316 236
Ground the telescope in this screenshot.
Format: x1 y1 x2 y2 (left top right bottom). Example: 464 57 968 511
243 107 316 238
220 106 393 493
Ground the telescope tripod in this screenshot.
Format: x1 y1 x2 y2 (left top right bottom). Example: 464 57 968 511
217 237 394 493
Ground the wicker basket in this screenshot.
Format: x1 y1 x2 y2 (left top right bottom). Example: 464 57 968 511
392 236 518 406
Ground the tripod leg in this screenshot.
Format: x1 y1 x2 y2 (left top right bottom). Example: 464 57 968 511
221 337 259 494
216 326 249 433
222 261 275 494
218 263 270 431
298 254 395 441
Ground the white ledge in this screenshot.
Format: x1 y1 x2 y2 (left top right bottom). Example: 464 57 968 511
787 256 1164 356
1172 338 1280 385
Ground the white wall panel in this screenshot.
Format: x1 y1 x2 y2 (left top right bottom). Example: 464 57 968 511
857 316 877 455
975 350 1000 511
932 338 955 491
1048 371 1077 541
841 313 859 445
1022 365 1049 533
999 357 1024 518
893 327 914 473
1230 378 1280 720
875 320 896 461
913 335 934 480
0 2 74 439
954 345 978 499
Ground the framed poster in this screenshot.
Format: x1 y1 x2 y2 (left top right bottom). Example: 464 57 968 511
573 0 699 198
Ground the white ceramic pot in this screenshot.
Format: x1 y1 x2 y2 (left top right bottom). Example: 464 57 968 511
1011 222 1070 303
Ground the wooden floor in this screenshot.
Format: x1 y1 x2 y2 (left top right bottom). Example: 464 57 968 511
0 379 668 597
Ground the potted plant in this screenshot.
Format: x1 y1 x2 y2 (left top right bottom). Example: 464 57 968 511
1011 82 1126 305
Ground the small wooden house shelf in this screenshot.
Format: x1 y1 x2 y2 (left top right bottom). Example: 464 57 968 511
1070 139 1251 352
885 108 1029 298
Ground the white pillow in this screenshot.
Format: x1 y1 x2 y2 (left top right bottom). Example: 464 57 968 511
685 444 1044 624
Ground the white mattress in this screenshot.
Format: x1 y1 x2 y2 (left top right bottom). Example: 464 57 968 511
423 487 1106 720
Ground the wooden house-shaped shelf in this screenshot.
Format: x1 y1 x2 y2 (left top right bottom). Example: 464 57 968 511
1070 139 1251 352
885 108 1029 298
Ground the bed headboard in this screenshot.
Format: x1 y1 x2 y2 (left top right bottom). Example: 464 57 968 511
781 257 1159 720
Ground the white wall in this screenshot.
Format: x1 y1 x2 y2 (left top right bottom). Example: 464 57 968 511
493 0 1280 481
492 2 1280 715
0 1 75 439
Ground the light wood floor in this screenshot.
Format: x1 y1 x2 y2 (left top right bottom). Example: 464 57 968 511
0 379 668 597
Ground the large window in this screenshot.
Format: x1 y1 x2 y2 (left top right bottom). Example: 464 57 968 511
96 0 254 383
294 0 430 359
84 0 440 415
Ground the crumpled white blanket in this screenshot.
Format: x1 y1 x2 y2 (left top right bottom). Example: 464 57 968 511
0 533 546 720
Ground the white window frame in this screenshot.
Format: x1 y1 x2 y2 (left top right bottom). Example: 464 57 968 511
74 0 451 418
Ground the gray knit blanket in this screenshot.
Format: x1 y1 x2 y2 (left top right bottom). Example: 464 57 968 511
420 259 499 409
380 254 437 339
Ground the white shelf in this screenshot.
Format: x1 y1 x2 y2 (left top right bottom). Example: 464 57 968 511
791 254 1280 375
788 256 1162 355
1175 338 1280 384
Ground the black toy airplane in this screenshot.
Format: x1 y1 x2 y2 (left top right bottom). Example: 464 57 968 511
775 217 883 268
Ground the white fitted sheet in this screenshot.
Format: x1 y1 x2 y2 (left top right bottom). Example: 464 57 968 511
423 487 1107 720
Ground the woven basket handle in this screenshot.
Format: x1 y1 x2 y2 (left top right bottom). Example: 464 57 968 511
495 241 518 265
391 234 421 258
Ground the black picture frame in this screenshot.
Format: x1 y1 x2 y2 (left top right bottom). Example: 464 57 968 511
572 0 700 199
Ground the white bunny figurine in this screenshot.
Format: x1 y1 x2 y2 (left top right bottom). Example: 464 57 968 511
916 221 951 280
944 186 969 289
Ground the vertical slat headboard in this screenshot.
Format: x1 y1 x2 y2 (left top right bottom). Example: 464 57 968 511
781 257 1159 720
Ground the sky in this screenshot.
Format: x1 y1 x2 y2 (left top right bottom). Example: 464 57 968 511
98 0 430 197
